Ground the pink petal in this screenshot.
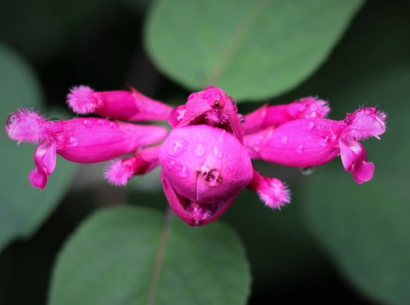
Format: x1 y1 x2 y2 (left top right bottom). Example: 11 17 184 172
33 141 57 175
28 168 48 189
248 170 290 209
244 97 330 134
6 109 48 144
169 87 244 141
343 107 387 140
28 141 57 189
161 174 236 227
51 118 168 163
105 145 161 185
340 139 374 184
244 119 343 167
67 86 173 121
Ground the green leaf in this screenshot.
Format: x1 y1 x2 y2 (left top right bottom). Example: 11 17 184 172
49 206 251 305
0 45 77 251
304 169 410 304
145 0 363 101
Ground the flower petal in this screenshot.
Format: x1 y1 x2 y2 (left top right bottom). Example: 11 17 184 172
248 170 290 209
67 86 173 121
339 139 374 184
28 140 57 189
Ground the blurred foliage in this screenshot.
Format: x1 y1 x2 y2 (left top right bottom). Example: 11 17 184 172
0 45 77 252
145 0 363 101
0 0 409 304
50 206 250 305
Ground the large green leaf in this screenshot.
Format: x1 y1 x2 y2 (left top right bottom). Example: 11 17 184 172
0 44 77 251
304 168 410 304
49 206 250 305
145 0 363 101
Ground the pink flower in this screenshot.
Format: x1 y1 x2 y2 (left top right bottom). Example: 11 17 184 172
244 97 330 134
159 124 253 227
159 87 290 226
6 109 168 189
244 107 387 184
168 86 245 141
67 86 173 121
6 86 386 226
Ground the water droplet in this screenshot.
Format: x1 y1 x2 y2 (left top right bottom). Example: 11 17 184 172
307 121 315 131
178 164 189 178
109 122 115 128
83 119 93 127
69 137 78 147
281 136 288 144
176 108 186 121
165 159 175 170
168 138 186 156
297 144 304 154
320 136 329 147
213 146 223 159
251 145 260 152
167 160 188 178
97 119 106 126
194 221 200 228
301 167 315 175
194 143 206 157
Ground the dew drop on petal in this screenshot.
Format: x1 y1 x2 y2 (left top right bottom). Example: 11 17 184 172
251 144 260 152
320 136 329 147
194 221 200 228
281 136 288 144
307 121 315 131
178 164 189 178
297 144 304 154
83 119 93 127
168 138 186 156
69 137 78 147
194 143 206 157
176 108 186 121
165 159 175 170
213 146 223 159
97 119 106 126
301 167 315 175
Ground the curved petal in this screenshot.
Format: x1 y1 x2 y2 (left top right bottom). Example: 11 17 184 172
339 139 374 184
28 140 57 189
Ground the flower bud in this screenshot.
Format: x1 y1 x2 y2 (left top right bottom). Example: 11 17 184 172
6 109 168 189
159 124 253 226
244 107 387 183
67 85 173 121
168 86 244 141
244 97 330 134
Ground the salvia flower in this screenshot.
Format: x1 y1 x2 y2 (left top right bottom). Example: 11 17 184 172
6 86 387 226
244 107 387 184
